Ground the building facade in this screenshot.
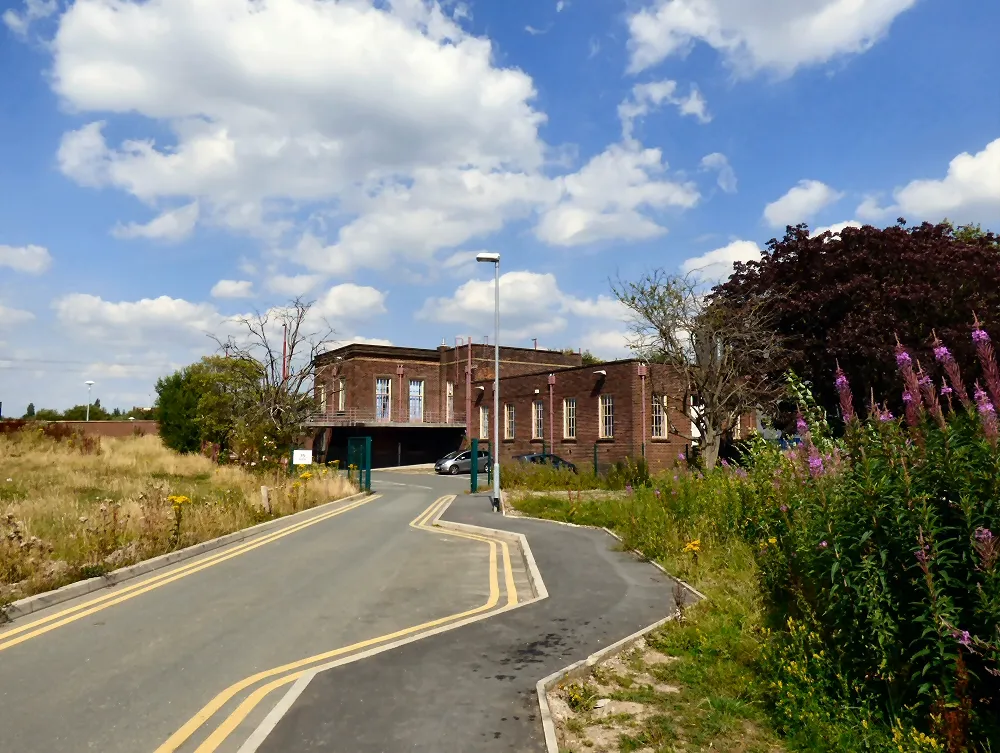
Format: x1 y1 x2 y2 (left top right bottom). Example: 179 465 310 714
309 341 750 472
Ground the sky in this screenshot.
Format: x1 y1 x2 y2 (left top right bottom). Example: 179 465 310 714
0 0 998 416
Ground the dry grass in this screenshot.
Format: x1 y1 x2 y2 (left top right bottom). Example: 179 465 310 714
1 430 356 604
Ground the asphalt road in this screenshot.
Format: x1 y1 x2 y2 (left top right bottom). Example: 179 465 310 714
257 472 686 753
0 475 496 753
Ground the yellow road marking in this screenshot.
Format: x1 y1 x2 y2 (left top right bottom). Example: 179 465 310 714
160 495 518 753
0 494 380 653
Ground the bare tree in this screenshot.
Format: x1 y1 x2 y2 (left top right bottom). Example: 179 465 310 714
213 298 335 456
613 271 784 469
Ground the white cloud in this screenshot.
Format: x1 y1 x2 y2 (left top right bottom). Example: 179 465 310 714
112 202 200 242
764 179 843 228
267 274 324 298
619 80 711 140
3 0 56 37
210 280 254 299
0 303 36 327
627 0 918 76
556 1 567 11
311 284 388 323
580 329 631 360
811 220 862 237
856 195 889 221
536 144 699 246
419 271 627 341
892 138 1000 222
0 244 53 274
680 239 762 282
525 24 548 35
700 152 737 193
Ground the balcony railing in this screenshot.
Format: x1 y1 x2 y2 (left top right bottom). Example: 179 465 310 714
307 409 466 428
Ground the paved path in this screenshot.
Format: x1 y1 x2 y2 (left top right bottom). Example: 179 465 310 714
0 477 497 753
256 472 684 752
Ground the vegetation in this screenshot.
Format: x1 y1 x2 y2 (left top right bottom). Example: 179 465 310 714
715 220 1000 422
20 399 156 421
0 426 354 606
511 323 1000 752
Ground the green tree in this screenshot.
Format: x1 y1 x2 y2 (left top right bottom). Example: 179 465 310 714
62 403 110 420
33 408 63 421
190 356 262 452
23 402 35 418
155 368 204 453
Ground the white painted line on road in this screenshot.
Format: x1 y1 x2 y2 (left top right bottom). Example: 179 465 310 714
374 481 433 489
236 672 313 753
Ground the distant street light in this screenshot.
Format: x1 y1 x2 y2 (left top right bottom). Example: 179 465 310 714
476 252 501 511
85 380 95 422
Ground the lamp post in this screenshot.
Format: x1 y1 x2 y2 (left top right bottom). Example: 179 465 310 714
85 380 95 422
476 252 501 510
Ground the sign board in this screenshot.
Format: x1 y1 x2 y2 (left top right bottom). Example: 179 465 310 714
292 449 313 466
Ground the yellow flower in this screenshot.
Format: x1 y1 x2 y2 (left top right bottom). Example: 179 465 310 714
768 536 777 545
299 471 313 480
167 495 191 506
683 539 701 554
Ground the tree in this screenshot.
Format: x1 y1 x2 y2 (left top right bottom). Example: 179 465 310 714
561 348 603 365
613 271 785 469
62 403 109 421
714 220 1000 420
23 403 35 418
214 298 334 460
34 408 63 421
156 369 203 453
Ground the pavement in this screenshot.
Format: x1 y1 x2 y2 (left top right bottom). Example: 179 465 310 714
256 471 685 753
0 470 684 753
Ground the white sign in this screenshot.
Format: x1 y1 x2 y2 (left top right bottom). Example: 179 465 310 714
292 449 313 466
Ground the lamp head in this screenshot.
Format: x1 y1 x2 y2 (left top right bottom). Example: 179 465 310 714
475 252 500 264
85 380 95 386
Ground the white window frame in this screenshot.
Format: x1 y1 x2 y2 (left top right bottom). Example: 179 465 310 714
563 399 576 439
532 400 544 440
505 403 515 440
479 405 490 439
733 417 742 441
319 384 327 414
408 379 424 422
375 377 392 422
599 395 614 439
651 395 667 438
446 381 455 423
337 377 346 412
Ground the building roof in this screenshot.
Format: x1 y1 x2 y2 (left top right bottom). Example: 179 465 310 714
315 343 441 364
471 358 642 384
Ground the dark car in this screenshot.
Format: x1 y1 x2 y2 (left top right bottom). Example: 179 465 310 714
512 453 577 473
435 449 490 475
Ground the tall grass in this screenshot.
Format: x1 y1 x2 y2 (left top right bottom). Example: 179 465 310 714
1 428 355 603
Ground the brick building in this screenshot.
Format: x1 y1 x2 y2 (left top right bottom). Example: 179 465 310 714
309 341 750 472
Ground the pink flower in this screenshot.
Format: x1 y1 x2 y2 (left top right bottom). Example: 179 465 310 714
819 540 829 549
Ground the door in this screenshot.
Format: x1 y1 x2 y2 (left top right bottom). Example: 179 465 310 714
456 451 472 472
477 449 490 471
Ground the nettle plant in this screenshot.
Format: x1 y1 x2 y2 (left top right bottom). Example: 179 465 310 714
752 322 1000 750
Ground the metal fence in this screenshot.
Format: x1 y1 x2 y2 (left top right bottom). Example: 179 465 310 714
307 409 466 427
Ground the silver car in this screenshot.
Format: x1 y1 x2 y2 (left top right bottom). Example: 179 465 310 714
435 449 490 475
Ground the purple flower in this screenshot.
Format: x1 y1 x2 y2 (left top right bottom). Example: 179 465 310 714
934 345 952 362
953 630 972 647
878 409 894 422
975 388 996 416
819 540 829 549
796 417 808 435
673 474 678 481
625 484 633 494
918 374 932 388
973 328 990 345
733 468 749 480
896 351 912 367
780 504 789 513
902 391 915 404
720 458 730 468
915 545 930 564
941 384 954 396
808 453 824 477
677 452 686 461
654 489 661 497
975 527 993 543
835 373 849 389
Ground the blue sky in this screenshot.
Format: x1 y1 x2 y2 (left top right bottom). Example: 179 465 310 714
1 0 998 416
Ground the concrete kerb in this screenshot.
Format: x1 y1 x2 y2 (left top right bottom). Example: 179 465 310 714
535 611 683 753
3 490 370 623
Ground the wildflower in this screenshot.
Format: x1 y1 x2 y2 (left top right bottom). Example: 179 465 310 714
625 484 633 494
808 453 823 477
733 467 749 480
902 391 914 404
878 409 894 422
5 478 11 482
654 489 661 497
683 539 701 554
299 471 313 480
780 504 789 513
768 537 777 545
677 452 685 461
915 545 930 564
974 384 999 442
934 344 952 362
795 416 808 435
834 364 856 423
818 540 828 549
952 630 972 648
940 384 953 396
896 351 912 367
975 527 993 543
972 328 990 344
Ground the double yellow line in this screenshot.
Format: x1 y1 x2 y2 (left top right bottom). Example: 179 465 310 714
0 493 379 653
156 495 518 753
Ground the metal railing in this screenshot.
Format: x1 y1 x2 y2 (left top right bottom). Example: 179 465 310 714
307 409 466 427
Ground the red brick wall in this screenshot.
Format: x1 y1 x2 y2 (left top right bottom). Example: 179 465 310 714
316 356 442 421
54 421 159 438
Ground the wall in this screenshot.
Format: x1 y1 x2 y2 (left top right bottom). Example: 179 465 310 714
52 420 159 438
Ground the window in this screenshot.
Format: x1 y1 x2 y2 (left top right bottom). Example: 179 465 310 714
319 384 327 414
599 395 614 439
732 418 742 441
375 377 391 421
446 381 455 422
505 404 515 439
563 399 576 439
651 395 667 438
409 379 424 421
479 405 490 439
337 378 346 412
532 400 544 439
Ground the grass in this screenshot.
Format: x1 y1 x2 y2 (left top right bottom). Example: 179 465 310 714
1 429 356 604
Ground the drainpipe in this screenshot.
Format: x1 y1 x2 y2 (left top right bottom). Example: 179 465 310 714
548 373 555 453
638 363 648 459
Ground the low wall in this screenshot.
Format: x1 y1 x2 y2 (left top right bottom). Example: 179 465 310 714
54 420 159 438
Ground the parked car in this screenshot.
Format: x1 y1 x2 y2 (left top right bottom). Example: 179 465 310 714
434 449 490 475
512 453 578 473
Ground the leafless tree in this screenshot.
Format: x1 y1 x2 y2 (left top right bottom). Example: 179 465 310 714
212 298 336 454
613 271 785 469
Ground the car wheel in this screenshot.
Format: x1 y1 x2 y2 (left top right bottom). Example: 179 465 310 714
449 465 460 475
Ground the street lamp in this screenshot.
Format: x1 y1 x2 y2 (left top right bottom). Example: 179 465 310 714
476 252 501 511
85 381 95 422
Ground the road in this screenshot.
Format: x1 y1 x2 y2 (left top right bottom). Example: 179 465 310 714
0 471 682 752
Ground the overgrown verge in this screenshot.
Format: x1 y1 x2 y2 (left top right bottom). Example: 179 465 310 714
1 426 355 606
